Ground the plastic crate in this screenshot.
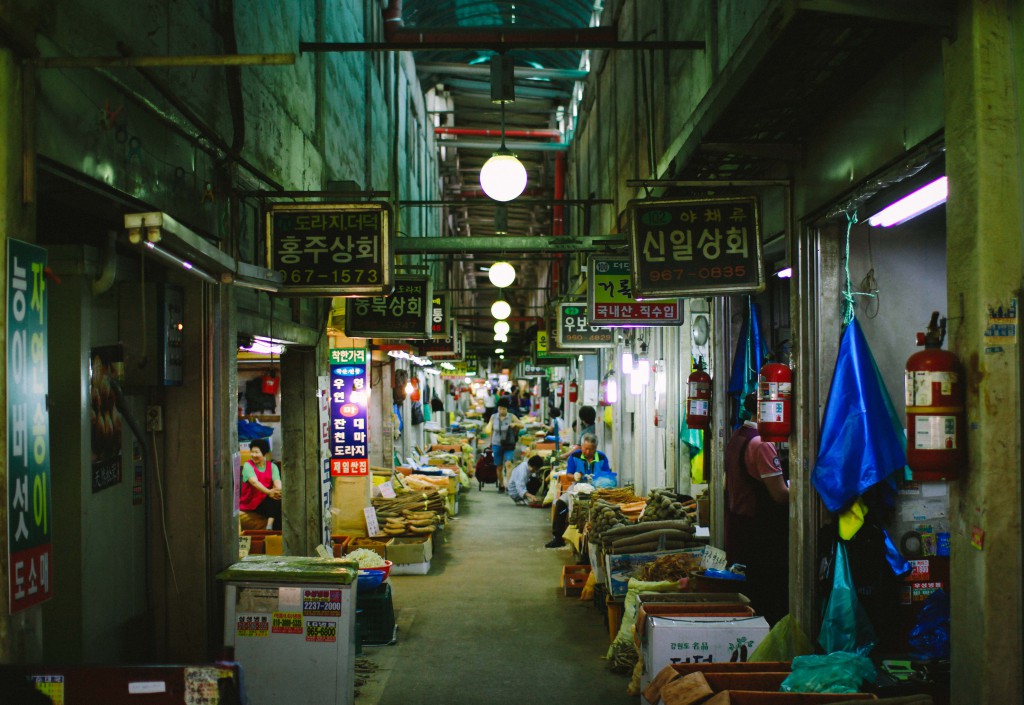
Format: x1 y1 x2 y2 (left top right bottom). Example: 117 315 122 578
562 564 592 596
356 582 397 646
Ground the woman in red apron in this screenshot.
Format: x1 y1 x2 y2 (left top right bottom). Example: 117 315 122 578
240 438 282 530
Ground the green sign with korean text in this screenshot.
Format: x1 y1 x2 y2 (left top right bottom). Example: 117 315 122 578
628 196 763 298
7 239 52 613
587 255 684 326
556 302 615 349
344 276 432 338
267 202 393 296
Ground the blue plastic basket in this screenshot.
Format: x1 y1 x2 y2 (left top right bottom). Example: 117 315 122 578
357 570 385 592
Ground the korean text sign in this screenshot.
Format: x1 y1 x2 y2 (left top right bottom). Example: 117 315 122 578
587 255 683 326
344 276 432 338
628 197 763 297
328 348 369 477
7 239 52 613
267 202 392 296
556 302 615 348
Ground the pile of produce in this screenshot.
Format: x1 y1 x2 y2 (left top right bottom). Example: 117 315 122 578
594 486 641 504
587 499 630 545
640 488 698 523
600 516 698 554
372 487 446 536
380 509 441 537
636 551 703 581
346 548 388 568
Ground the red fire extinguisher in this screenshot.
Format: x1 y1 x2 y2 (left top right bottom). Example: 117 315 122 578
906 312 965 481
556 381 565 398
758 361 792 442
686 356 712 430
568 380 579 403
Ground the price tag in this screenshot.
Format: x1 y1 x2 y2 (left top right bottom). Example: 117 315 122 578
379 481 396 499
239 535 252 558
315 544 332 558
363 507 380 537
700 545 728 571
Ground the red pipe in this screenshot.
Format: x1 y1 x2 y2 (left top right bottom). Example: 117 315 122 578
435 127 562 140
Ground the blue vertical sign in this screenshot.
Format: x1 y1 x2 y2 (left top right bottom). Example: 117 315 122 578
7 239 52 613
328 348 369 476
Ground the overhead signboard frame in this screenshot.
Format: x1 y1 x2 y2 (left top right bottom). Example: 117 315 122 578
587 255 684 326
429 293 451 339
266 202 393 296
555 301 616 349
344 275 432 339
628 196 763 298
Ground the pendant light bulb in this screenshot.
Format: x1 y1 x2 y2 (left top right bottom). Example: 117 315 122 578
479 152 528 202
493 320 510 336
491 298 511 320
606 377 619 404
488 261 516 288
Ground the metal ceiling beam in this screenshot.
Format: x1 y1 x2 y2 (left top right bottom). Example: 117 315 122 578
33 53 295 68
300 39 705 53
436 138 568 151
395 235 625 254
442 77 570 100
794 0 953 27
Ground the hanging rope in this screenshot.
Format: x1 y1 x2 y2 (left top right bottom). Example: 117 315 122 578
840 210 878 326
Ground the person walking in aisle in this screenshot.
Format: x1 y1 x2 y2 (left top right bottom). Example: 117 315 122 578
485 396 523 492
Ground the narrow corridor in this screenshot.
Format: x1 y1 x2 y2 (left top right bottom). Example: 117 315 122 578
360 486 635 705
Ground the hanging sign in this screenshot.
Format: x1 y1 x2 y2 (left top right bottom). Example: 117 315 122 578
587 255 684 326
267 202 393 296
533 329 571 367
465 351 479 376
556 302 615 348
430 293 450 339
628 196 763 297
344 276 432 339
420 323 461 358
327 348 369 477
7 239 53 613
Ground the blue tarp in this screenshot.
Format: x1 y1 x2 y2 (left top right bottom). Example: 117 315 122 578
727 300 768 427
812 319 906 512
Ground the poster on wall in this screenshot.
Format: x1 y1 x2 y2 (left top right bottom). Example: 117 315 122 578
90 345 124 493
7 238 53 613
328 348 370 477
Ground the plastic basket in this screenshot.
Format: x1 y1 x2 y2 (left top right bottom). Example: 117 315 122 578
361 559 393 581
357 571 385 592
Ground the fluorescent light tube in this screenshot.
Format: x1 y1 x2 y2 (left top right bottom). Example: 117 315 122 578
867 176 947 228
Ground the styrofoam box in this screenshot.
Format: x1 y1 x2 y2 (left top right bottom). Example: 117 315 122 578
390 560 430 575
640 615 770 695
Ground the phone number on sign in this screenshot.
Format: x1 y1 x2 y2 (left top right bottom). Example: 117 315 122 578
647 265 747 282
279 269 380 284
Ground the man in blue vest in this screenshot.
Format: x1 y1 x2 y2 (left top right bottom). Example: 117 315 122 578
546 433 609 548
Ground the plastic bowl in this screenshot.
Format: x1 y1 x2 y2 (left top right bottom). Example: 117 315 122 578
357 570 385 592
361 559 393 581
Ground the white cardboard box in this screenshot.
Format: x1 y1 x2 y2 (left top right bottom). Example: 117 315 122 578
640 615 770 694
390 560 430 575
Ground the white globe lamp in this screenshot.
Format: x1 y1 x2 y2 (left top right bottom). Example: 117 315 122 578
491 299 511 320
480 152 527 202
493 320 510 336
488 261 516 288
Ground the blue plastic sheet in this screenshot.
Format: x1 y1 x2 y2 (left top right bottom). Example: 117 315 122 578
812 319 906 512
727 300 768 427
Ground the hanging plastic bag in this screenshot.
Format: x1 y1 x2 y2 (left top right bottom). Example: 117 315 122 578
907 589 950 660
410 401 425 426
818 541 877 656
781 652 877 693
748 614 815 662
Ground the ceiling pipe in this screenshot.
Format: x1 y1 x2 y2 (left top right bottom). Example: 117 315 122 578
435 127 562 140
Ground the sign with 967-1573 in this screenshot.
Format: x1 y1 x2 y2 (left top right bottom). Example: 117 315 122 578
266 202 393 296
628 196 763 298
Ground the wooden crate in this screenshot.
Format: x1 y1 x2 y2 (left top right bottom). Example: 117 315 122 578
562 564 591 596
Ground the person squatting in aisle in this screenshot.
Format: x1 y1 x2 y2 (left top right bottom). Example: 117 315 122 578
506 455 545 506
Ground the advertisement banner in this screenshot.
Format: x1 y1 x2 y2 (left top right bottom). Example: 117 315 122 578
7 238 52 613
328 348 369 476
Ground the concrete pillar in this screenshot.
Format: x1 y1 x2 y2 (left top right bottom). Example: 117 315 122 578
944 1 1024 702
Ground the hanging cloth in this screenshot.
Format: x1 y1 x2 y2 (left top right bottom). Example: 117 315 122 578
727 299 768 428
812 318 906 512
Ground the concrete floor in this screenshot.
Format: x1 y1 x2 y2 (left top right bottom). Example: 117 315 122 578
360 484 637 705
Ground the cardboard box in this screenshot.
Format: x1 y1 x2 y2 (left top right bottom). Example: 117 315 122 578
640 615 770 694
386 536 433 565
390 560 430 575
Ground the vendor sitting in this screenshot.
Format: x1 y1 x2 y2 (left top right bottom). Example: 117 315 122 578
546 433 608 548
507 455 545 506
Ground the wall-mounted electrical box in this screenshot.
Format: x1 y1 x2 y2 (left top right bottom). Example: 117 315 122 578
119 282 184 387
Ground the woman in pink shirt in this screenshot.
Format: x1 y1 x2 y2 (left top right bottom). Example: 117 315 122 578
240 438 282 530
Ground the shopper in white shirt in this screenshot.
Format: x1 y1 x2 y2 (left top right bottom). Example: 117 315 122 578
506 455 544 505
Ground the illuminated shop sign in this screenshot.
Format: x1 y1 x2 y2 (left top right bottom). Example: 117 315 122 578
267 202 393 296
587 255 683 326
628 196 763 298
7 239 52 613
328 348 369 477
